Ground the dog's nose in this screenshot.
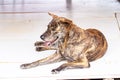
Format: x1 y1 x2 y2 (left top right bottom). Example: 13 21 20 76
40 35 45 40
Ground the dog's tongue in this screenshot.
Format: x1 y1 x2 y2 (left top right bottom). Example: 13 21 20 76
44 41 51 46
43 38 58 46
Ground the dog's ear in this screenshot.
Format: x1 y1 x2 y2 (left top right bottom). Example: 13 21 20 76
48 12 72 24
48 12 58 18
59 17 72 24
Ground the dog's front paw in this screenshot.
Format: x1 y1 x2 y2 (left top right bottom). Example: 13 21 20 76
36 47 43 51
20 63 31 69
51 69 60 74
34 41 44 46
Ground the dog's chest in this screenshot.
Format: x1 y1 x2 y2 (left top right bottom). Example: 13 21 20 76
58 42 86 61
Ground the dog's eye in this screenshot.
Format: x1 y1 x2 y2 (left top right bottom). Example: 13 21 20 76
48 25 50 28
48 25 55 31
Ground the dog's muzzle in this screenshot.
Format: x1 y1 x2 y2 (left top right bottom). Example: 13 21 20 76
40 35 59 47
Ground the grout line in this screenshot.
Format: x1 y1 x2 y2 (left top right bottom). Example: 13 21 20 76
0 12 47 14
114 13 120 32
0 61 24 63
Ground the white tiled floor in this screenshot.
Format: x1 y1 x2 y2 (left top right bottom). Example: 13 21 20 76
0 0 120 80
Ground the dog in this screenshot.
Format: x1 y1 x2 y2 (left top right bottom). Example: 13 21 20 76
20 13 108 74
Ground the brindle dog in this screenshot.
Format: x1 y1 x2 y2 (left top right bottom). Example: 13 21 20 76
20 13 108 74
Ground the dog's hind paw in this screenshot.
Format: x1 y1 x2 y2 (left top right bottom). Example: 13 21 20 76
51 69 60 74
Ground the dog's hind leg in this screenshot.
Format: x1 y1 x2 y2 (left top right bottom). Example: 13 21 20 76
51 54 90 74
20 52 63 69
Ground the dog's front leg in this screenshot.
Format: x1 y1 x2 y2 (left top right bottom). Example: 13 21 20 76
34 41 45 46
36 47 56 51
51 54 90 74
20 52 63 69
35 41 57 51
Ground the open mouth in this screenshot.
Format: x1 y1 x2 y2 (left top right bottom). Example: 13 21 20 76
43 36 58 47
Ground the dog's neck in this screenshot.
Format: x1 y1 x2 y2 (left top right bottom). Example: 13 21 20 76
66 24 89 46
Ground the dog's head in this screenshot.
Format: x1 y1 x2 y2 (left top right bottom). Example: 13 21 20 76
40 13 72 46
